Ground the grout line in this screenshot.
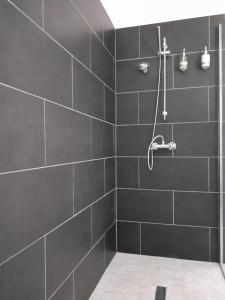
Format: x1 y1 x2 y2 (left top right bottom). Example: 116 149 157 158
172 124 174 157
90 118 93 159
72 271 75 300
104 158 106 194
91 205 93 246
138 26 141 58
117 219 217 229
207 87 210 121
209 227 211 261
103 85 106 121
73 164 75 214
117 187 219 194
44 236 47 300
116 120 220 126
42 0 45 29
7 0 115 93
139 223 141 254
172 55 175 89
71 57 74 108
0 188 116 268
89 32 92 70
138 157 140 188
44 100 47 166
172 191 175 225
48 221 116 300
117 155 221 158
137 92 140 124
208 16 211 50
208 157 210 191
103 236 106 267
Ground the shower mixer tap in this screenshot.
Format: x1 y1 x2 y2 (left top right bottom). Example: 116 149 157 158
150 141 176 151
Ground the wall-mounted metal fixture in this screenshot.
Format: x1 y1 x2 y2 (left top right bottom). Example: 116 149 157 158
201 46 210 70
138 62 150 74
179 48 188 72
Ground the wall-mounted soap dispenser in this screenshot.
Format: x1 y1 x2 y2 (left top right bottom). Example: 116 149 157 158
179 48 188 71
201 46 210 70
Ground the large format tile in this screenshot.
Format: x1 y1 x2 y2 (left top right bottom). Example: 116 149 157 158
140 17 208 56
117 124 172 156
46 209 91 298
0 1 72 107
0 239 44 300
140 157 208 191
92 192 115 244
0 165 73 263
73 60 104 118
117 157 139 188
141 224 209 261
105 224 116 267
105 157 115 193
116 27 139 60
117 221 140 254
92 119 114 158
45 0 90 66
74 159 104 212
74 238 105 300
117 93 139 125
11 0 43 26
174 122 218 156
174 192 218 227
139 88 209 124
46 102 91 164
51 274 73 300
91 34 114 88
117 57 173 93
0 85 44 172
117 189 173 223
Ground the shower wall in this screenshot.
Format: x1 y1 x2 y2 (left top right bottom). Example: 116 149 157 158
0 1 115 299
116 14 225 262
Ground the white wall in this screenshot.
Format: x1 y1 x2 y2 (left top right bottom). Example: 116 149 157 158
100 0 225 28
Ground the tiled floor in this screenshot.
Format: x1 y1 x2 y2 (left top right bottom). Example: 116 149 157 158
91 253 225 300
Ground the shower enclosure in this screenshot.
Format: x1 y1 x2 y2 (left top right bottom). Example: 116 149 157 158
219 23 225 276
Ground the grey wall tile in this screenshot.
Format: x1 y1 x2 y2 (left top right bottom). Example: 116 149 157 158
11 0 43 26
117 124 172 156
117 57 173 93
0 85 44 172
0 165 73 263
140 157 208 191
51 274 73 300
174 192 218 227
74 238 105 300
92 119 114 158
140 17 209 57
74 160 104 212
103 18 115 57
209 158 220 192
116 27 139 60
105 157 115 193
105 87 115 124
210 14 225 50
0 1 72 107
105 224 116 267
117 189 173 223
174 122 218 156
74 60 104 119
45 0 90 67
117 221 140 254
139 88 209 124
210 228 223 262
141 223 209 261
0 239 45 300
117 157 139 188
91 33 114 88
46 208 91 298
92 192 115 244
174 51 221 88
46 102 91 164
117 93 139 124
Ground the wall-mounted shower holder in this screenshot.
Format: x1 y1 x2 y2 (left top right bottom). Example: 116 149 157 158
150 141 176 151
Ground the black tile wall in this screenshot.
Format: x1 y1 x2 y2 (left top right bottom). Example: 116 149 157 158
116 27 139 60
46 102 92 164
0 1 72 107
46 208 91 298
73 60 104 118
141 223 209 261
44 0 90 67
117 157 139 188
92 192 115 244
117 221 140 254
11 0 43 26
0 239 45 300
51 274 74 300
74 238 105 300
0 85 45 172
117 189 173 223
0 165 73 263
117 93 139 124
0 0 115 298
74 160 104 212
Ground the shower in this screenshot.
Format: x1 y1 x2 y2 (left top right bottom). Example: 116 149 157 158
147 26 176 171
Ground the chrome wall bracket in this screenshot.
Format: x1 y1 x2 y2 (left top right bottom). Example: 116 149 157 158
151 141 176 151
138 62 150 74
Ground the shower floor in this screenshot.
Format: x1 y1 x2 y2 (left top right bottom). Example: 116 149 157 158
90 253 225 300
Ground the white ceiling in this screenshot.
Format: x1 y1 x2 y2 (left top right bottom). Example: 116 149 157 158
100 0 225 28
